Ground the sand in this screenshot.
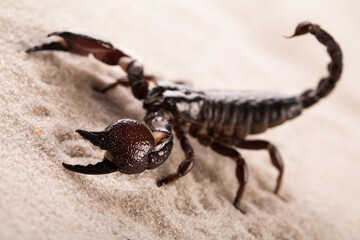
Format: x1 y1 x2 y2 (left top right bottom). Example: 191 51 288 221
1 0 359 239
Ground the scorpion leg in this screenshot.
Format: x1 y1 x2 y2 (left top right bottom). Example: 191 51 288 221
157 126 194 186
95 77 130 93
237 140 284 194
210 142 248 214
97 75 158 93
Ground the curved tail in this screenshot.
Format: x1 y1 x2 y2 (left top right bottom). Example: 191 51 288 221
288 22 343 109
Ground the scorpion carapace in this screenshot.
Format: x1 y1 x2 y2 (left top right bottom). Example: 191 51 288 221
26 22 342 213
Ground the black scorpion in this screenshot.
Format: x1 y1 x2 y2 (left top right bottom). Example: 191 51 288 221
26 22 342 213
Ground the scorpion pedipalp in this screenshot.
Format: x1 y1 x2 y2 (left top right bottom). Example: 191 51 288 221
63 117 174 175
63 119 156 174
26 31 149 99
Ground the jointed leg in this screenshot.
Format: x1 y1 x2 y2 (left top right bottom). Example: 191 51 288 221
210 142 248 213
96 75 158 93
95 77 130 93
237 139 284 194
157 126 194 186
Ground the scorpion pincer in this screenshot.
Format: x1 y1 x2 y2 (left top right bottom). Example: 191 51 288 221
26 21 342 213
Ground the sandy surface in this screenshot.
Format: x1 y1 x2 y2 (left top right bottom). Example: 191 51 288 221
1 0 359 239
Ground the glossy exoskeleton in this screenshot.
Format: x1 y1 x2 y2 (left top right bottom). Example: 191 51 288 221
26 22 342 213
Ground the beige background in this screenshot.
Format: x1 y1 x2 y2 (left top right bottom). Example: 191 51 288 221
1 0 359 239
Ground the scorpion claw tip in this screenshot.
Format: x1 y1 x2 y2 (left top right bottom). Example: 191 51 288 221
76 129 108 149
47 32 61 38
25 46 38 53
62 162 76 172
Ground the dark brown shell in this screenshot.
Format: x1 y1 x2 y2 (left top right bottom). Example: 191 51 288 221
104 119 155 174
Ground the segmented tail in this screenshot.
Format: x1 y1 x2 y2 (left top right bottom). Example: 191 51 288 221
288 22 343 109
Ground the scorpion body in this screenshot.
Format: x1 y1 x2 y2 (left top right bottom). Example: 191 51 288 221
26 22 342 213
148 83 303 142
